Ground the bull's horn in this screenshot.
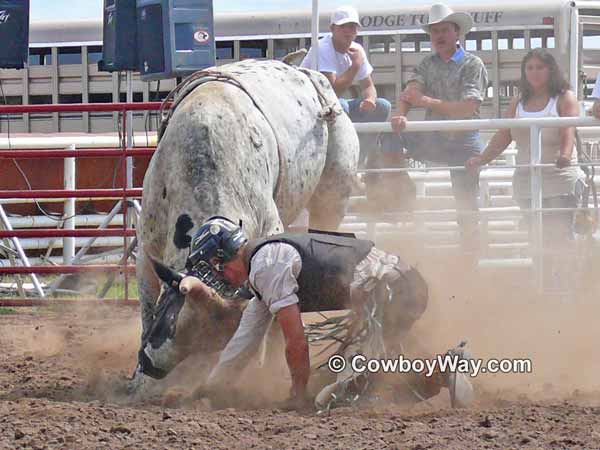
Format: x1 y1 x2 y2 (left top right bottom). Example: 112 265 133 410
179 276 213 297
148 254 183 289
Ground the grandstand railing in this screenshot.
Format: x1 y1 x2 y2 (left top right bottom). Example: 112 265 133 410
1 104 599 303
354 115 600 292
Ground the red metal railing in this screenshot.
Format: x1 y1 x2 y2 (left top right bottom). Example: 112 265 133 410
1 265 137 274
0 229 137 238
0 189 144 199
0 102 164 304
1 103 164 113
0 148 155 158
0 298 140 307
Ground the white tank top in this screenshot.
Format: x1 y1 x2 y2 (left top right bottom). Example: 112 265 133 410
516 96 559 119
510 95 584 199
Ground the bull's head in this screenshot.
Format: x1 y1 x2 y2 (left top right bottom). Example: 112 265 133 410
137 255 234 381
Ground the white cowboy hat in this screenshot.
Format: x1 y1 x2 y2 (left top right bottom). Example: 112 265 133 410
421 4 473 35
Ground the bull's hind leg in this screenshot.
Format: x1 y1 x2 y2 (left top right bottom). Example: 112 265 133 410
307 113 359 231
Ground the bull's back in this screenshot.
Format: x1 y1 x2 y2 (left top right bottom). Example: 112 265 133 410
139 59 334 265
212 59 331 224
139 75 279 267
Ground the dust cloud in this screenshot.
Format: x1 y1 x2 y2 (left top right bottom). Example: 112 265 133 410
4 206 598 410
321 183 600 405
380 235 600 405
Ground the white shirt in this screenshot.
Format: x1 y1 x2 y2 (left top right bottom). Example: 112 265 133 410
592 73 600 99
248 242 302 314
205 243 302 387
300 34 373 83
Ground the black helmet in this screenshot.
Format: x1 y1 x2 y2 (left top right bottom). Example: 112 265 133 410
186 216 248 272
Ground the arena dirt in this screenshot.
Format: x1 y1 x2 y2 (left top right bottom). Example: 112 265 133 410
2 259 600 449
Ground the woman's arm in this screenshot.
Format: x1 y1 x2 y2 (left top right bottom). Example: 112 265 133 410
556 90 580 168
465 97 518 169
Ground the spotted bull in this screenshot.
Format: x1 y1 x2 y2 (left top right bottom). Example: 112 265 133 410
129 59 361 396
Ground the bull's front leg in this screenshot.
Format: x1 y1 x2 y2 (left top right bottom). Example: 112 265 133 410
126 249 164 400
136 249 162 339
128 276 246 403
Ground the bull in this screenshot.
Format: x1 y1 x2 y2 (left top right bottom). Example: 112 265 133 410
129 59 362 397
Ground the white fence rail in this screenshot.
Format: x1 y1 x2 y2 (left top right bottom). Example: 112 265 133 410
354 116 600 293
2 117 600 297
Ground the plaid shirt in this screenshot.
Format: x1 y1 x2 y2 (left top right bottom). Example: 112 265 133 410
408 46 489 121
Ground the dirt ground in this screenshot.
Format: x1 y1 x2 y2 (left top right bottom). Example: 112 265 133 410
2 267 600 449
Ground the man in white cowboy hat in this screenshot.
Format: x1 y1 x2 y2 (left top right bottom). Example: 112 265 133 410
382 3 489 254
300 5 391 169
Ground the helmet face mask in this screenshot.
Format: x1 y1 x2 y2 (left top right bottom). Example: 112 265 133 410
211 255 225 273
186 216 248 274
186 216 248 299
187 259 241 299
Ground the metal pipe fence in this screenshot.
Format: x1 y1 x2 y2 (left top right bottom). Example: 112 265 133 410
354 116 600 293
0 101 163 303
2 104 600 302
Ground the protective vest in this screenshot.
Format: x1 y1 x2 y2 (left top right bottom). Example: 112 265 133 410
243 231 374 312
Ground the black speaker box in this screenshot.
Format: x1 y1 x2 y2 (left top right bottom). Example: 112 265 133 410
98 0 138 72
136 2 165 75
0 0 30 69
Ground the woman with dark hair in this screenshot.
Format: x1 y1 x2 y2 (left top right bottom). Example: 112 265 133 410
466 48 585 292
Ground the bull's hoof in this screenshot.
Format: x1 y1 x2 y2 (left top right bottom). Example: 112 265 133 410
126 366 161 400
